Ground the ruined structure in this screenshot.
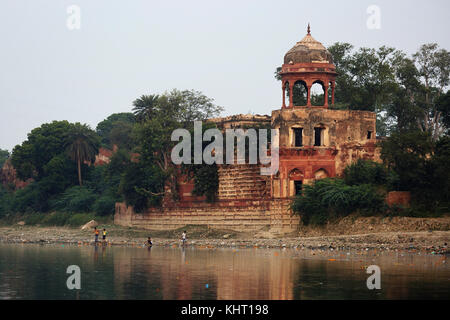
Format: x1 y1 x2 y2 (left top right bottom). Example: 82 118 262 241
115 26 380 233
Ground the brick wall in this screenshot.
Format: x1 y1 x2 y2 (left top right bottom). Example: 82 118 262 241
114 199 299 233
386 191 411 207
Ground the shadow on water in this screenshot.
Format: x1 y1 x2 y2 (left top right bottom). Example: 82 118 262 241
0 244 448 299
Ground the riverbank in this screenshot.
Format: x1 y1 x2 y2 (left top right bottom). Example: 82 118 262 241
0 223 448 253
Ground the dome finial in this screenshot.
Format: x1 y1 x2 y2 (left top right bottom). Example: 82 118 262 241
307 23 311 35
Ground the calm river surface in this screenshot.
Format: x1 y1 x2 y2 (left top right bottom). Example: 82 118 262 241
0 243 449 299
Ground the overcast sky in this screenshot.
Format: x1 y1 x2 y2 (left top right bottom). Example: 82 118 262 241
1 0 449 151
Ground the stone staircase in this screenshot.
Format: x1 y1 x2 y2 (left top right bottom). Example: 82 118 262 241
218 164 269 199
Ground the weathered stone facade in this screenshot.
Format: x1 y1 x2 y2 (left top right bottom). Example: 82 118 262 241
114 26 381 233
272 108 378 197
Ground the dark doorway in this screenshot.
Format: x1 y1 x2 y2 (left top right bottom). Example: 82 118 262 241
293 128 303 147
367 131 372 139
294 180 303 195
314 128 323 146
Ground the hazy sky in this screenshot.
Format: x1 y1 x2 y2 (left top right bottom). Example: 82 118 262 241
1 0 449 151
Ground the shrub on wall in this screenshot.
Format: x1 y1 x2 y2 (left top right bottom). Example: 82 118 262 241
291 178 385 226
343 159 388 186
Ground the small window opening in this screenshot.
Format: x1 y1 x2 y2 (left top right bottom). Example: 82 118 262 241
314 128 323 146
293 128 303 147
294 181 303 195
367 131 372 139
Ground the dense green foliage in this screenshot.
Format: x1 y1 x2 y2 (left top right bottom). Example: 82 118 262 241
0 149 9 168
381 132 450 211
0 88 223 225
65 123 100 186
119 161 166 212
343 159 389 187
128 89 223 209
291 178 385 226
96 112 135 149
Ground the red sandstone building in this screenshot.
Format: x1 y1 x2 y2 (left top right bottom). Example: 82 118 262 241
115 27 379 232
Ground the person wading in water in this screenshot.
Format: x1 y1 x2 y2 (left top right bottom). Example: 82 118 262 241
181 231 187 246
94 227 99 245
102 228 107 245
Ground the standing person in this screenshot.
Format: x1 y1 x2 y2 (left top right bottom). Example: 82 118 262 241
94 227 99 244
102 228 107 244
181 231 187 246
146 237 153 247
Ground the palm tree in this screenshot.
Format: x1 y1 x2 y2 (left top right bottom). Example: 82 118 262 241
65 123 100 186
132 94 159 122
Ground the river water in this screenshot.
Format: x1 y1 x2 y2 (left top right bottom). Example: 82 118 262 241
0 243 448 299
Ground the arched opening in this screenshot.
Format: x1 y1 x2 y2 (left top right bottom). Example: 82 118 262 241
284 81 290 107
289 168 304 196
311 81 325 106
292 80 307 106
314 169 328 180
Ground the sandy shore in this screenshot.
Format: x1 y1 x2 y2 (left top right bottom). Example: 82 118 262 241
0 225 449 253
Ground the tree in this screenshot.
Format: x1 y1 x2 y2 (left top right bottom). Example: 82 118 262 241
124 89 223 209
65 123 100 186
109 121 134 150
413 44 450 140
96 112 135 148
436 91 450 134
0 149 9 168
11 121 74 181
380 131 433 195
132 94 160 123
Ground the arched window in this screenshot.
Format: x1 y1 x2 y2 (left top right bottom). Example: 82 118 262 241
293 80 307 106
314 169 328 180
289 168 304 180
311 80 325 106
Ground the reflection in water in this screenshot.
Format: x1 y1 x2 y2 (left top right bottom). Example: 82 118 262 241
0 244 448 299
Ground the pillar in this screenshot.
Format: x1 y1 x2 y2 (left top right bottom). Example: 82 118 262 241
282 83 286 108
289 82 294 108
331 82 335 105
323 83 329 107
306 85 311 107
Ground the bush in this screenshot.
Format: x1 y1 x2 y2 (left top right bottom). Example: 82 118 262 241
66 213 94 227
40 212 72 226
19 212 93 227
343 159 388 186
93 195 116 216
119 162 165 212
23 212 46 225
291 178 385 226
51 186 96 213
0 185 13 218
